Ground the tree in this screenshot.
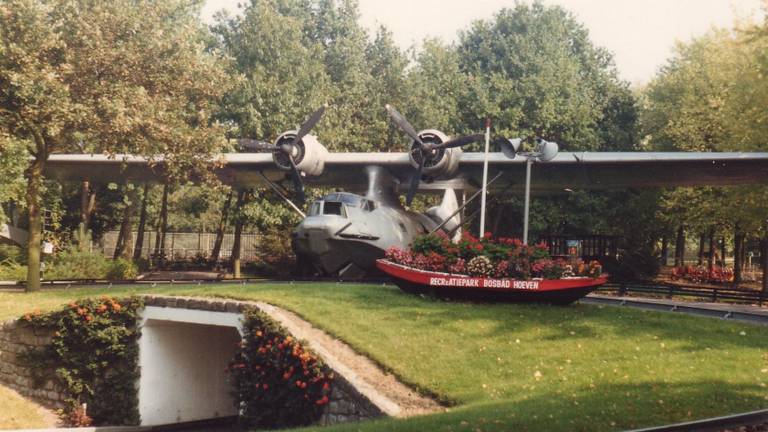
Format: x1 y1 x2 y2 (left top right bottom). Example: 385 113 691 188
643 24 768 287
457 3 636 150
0 0 228 290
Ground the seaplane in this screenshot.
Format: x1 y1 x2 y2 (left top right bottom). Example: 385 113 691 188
43 105 768 279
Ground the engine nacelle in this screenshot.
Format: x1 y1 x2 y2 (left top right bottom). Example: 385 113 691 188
409 129 462 179
273 131 328 176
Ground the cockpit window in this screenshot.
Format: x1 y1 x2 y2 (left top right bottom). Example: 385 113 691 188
361 199 375 212
308 202 321 216
323 201 346 217
324 192 360 206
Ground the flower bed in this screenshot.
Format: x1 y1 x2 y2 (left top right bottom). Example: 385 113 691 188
228 309 334 429
385 232 602 279
670 265 734 284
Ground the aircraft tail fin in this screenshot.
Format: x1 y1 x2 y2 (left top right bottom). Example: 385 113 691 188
425 189 461 241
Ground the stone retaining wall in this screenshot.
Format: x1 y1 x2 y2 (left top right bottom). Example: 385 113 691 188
0 320 67 409
0 296 387 425
142 295 384 425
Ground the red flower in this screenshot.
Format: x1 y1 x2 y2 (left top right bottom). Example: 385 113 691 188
315 395 329 405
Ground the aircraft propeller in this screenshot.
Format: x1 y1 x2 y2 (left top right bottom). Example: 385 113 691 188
385 104 484 205
238 105 327 204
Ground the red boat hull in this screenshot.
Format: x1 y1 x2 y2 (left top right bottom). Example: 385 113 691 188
376 259 609 304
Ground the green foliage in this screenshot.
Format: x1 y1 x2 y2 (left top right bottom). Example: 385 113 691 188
0 244 23 263
228 308 334 429
45 249 109 280
18 296 143 426
411 233 447 256
456 3 636 150
642 25 768 245
106 258 138 280
0 136 27 222
0 261 26 281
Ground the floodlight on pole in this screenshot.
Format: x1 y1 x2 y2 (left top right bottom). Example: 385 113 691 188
502 138 559 245
479 118 491 238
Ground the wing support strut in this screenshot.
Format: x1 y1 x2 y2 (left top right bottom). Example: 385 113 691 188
257 172 306 218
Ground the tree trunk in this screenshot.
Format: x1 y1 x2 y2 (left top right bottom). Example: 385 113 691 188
720 236 726 267
708 227 715 273
114 186 137 260
211 190 234 265
697 233 705 266
660 235 669 266
733 224 743 286
153 183 169 267
24 158 45 292
78 180 95 247
133 184 150 261
674 225 685 267
114 223 125 259
230 190 247 277
761 232 767 295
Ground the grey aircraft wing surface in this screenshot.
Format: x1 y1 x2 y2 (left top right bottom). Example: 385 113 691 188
43 151 768 192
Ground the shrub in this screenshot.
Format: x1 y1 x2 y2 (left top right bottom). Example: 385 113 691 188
106 258 138 280
229 309 334 429
46 249 109 280
0 244 23 264
19 296 143 426
0 260 26 281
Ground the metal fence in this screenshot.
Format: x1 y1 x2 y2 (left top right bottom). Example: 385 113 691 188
599 282 767 306
100 231 265 260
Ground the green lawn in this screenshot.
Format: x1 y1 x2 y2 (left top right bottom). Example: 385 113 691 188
1 283 767 431
0 385 53 429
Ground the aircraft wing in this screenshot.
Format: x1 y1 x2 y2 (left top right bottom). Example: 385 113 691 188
43 151 768 192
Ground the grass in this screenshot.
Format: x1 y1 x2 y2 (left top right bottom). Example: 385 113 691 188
0 282 767 431
0 385 52 429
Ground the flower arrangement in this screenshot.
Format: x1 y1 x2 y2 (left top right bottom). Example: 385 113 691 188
385 232 603 280
228 309 334 429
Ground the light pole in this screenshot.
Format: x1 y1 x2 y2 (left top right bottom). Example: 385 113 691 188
500 138 559 245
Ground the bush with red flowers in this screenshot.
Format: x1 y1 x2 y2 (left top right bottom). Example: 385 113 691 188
18 296 143 426
385 232 602 279
228 309 334 429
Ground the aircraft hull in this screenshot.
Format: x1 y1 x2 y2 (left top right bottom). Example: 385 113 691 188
376 259 608 304
293 234 386 278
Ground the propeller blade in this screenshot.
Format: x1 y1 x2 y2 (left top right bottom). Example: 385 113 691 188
434 133 484 149
291 105 327 147
385 104 423 146
405 155 425 206
287 155 306 204
238 139 278 152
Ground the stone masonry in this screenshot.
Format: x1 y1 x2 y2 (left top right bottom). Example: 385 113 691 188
0 319 67 410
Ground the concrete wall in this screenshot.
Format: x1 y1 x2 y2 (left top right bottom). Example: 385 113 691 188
138 318 241 425
0 320 67 409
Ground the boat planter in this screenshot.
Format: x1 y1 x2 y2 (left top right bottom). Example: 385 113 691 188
376 259 608 304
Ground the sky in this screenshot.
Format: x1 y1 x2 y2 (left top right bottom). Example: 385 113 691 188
200 0 766 86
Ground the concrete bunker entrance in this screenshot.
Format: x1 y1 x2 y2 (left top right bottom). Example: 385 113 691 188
138 306 243 426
